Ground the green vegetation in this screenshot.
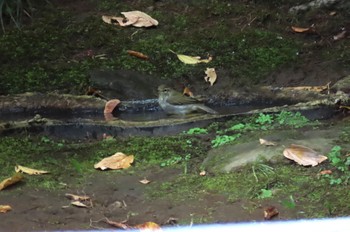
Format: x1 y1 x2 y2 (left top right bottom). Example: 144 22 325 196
323 146 350 185
0 0 33 32
208 111 312 147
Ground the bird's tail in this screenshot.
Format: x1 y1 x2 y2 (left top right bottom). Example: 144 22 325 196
196 105 218 114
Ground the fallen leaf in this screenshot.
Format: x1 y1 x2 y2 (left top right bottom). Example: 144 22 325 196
71 201 89 208
199 170 206 176
333 30 347 41
259 138 277 146
103 11 158 28
15 165 49 175
283 144 327 167
134 221 162 231
101 15 122 25
169 49 212 64
94 152 134 170
0 205 12 213
340 105 350 110
0 173 23 191
291 26 310 33
65 193 90 201
204 68 217 86
329 11 337 16
183 87 194 97
105 218 130 229
139 178 151 184
319 170 332 175
104 99 120 114
264 206 279 220
127 50 149 60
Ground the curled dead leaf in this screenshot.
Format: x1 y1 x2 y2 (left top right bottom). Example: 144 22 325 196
283 144 327 167
183 87 194 97
71 201 89 208
65 193 90 201
333 30 347 41
0 173 23 191
204 68 217 86
199 170 206 176
291 26 310 33
104 99 120 114
127 50 149 60
264 206 279 220
15 165 49 175
94 152 134 170
103 11 158 28
319 170 332 175
0 205 12 213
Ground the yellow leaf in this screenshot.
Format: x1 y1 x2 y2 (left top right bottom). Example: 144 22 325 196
283 144 327 166
94 152 134 170
134 221 162 230
0 205 12 213
15 165 49 175
204 68 217 86
170 49 212 64
0 173 23 191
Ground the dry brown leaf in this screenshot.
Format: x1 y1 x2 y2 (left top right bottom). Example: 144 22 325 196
104 99 120 114
139 178 151 185
101 15 122 25
103 11 158 28
259 138 277 146
0 205 12 213
283 144 327 167
264 206 279 220
291 26 310 33
319 170 332 175
134 221 162 231
0 173 23 191
204 68 217 86
15 165 49 175
71 201 89 208
94 152 134 170
183 87 194 97
127 50 149 60
65 193 90 201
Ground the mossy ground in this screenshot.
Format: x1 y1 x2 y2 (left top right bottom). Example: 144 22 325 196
0 0 349 94
1 113 350 230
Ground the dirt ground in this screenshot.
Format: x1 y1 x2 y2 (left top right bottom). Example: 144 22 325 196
1 0 350 231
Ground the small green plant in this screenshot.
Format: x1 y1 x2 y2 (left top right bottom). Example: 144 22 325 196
252 163 274 182
211 134 241 148
256 113 273 125
276 111 309 128
282 195 296 209
258 188 273 199
185 127 208 135
323 146 350 185
160 154 191 168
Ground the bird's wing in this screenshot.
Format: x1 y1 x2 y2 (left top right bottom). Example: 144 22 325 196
167 93 200 105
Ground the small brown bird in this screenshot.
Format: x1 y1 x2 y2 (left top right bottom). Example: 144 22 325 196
157 85 217 115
